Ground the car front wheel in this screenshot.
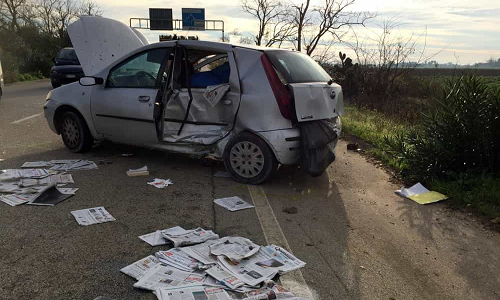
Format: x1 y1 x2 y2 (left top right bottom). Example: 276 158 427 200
223 132 277 185
60 111 93 153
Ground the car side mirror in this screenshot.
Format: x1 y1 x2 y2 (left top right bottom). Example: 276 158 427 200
79 76 104 86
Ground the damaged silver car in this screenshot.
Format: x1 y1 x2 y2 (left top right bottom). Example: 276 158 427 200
44 17 344 184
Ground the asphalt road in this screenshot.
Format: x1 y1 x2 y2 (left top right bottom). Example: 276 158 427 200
0 80 499 300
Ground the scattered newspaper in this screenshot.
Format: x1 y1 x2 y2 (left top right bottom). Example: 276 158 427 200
204 83 230 107
210 237 260 263
161 227 219 247
139 226 188 246
27 183 73 206
57 187 79 195
217 251 279 287
154 286 231 300
148 178 174 189
260 245 306 274
205 264 245 290
121 230 309 299
120 255 160 280
133 264 206 291
179 240 218 266
0 169 51 180
127 166 149 177
21 161 54 168
49 160 98 171
71 207 115 226
0 194 32 206
20 174 74 186
239 281 306 300
156 248 199 272
214 197 254 212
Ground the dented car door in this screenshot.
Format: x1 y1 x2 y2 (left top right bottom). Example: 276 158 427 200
155 43 241 145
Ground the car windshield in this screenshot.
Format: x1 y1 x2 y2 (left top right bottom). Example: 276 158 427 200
56 49 79 64
265 51 331 84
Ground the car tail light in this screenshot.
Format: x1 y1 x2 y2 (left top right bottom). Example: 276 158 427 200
261 54 294 120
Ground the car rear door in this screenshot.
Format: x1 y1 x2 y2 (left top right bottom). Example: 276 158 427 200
154 44 241 145
265 50 344 122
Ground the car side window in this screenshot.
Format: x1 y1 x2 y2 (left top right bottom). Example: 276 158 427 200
189 55 230 88
108 48 168 88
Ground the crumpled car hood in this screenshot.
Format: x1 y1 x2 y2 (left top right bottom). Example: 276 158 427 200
68 16 149 76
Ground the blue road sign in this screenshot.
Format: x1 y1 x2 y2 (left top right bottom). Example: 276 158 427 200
182 8 205 31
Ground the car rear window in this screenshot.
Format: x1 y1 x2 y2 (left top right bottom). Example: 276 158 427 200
57 49 79 61
265 51 331 84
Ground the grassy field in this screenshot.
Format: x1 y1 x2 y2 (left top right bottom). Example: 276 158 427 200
342 105 500 219
417 75 500 92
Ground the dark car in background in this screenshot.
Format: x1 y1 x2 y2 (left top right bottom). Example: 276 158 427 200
50 48 84 88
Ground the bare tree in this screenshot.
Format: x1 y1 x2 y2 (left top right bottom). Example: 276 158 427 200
290 0 310 52
79 0 101 16
0 0 28 31
300 0 374 56
37 0 57 35
240 0 294 47
345 18 440 107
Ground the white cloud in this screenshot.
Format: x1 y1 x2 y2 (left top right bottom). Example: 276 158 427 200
92 0 500 64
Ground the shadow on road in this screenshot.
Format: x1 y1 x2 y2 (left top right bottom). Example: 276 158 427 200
264 165 361 300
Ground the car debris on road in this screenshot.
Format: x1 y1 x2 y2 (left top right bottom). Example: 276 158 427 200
214 196 254 212
122 226 309 300
147 178 173 189
126 166 149 177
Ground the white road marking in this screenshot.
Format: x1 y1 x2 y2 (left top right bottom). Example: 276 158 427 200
11 113 42 124
247 185 316 299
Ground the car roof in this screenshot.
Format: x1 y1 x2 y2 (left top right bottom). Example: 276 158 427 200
149 40 293 53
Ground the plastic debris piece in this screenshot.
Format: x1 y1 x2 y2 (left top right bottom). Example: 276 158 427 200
147 178 173 189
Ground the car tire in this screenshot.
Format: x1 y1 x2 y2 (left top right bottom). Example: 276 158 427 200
223 132 277 185
60 111 93 153
51 81 61 88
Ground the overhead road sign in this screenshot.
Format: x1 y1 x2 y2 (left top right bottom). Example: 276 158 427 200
182 8 205 31
149 8 173 30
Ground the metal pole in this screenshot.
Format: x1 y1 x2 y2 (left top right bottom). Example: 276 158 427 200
221 21 224 41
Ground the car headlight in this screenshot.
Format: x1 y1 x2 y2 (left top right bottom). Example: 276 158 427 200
45 91 52 102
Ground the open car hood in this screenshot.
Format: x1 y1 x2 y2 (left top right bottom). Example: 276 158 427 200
68 16 149 76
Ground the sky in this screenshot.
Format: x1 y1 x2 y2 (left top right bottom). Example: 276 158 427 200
93 0 500 65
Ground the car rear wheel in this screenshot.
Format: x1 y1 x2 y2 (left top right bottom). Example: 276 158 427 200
224 132 277 185
51 81 61 88
60 111 93 153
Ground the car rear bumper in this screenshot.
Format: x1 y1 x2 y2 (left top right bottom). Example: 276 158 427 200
257 128 301 165
50 73 84 85
257 117 341 166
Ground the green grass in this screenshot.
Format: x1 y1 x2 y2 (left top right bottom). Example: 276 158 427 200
418 75 500 91
342 105 410 170
342 104 500 219
5 72 46 84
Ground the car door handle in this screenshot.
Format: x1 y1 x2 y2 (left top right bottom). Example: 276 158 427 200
138 96 150 103
223 100 232 105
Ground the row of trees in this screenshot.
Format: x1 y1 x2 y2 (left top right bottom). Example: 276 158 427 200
0 0 101 81
240 0 375 56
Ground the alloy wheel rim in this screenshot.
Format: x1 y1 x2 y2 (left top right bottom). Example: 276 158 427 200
62 117 80 148
230 141 264 178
